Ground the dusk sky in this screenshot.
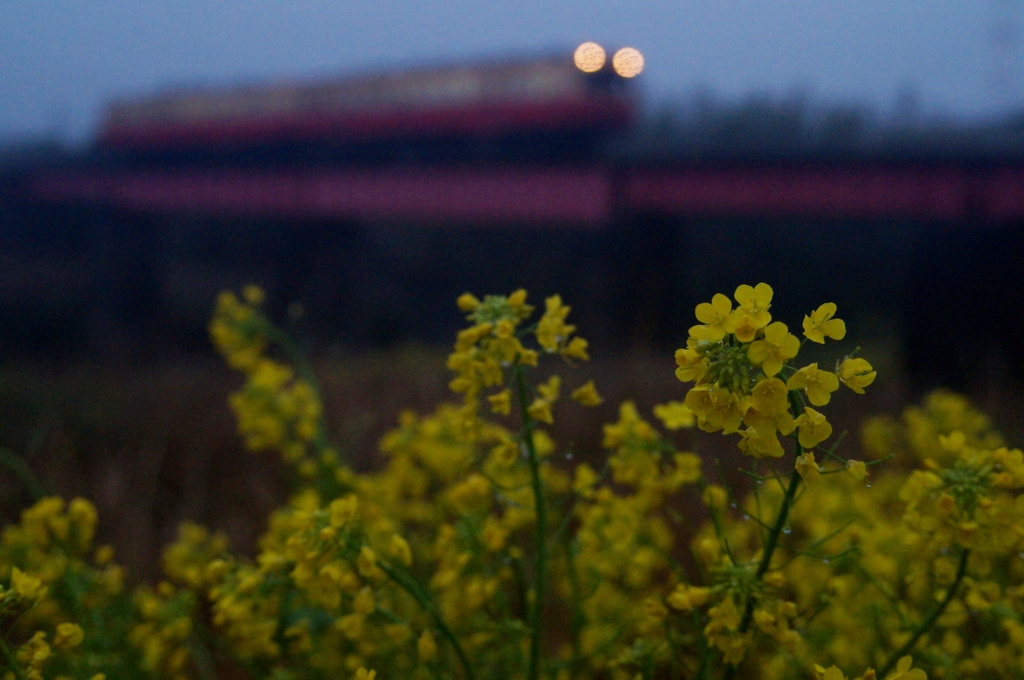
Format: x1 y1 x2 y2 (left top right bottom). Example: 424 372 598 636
2 1 1022 143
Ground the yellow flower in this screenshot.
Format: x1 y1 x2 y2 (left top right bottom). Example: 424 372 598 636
703 485 729 510
787 363 839 406
814 665 849 680
384 624 412 645
353 586 375 615
884 656 926 680
507 289 531 316
488 389 512 415
69 497 98 546
337 613 365 639
703 596 750 664
738 425 785 458
675 345 709 384
489 439 518 467
846 459 868 480
519 348 540 366
795 407 833 449
536 295 576 352
528 398 554 424
571 380 603 406
494 318 515 338
838 357 877 394
457 292 481 312
357 546 385 582
10 567 46 601
418 630 438 662
562 336 590 361
573 463 599 498
354 668 377 680
803 302 846 343
523 294 590 360
95 545 115 566
740 379 796 454
689 323 722 342
537 375 561 401
735 283 773 317
693 293 736 342
533 429 556 457
242 284 265 305
748 322 800 376
685 384 742 434
389 534 413 566
16 631 51 668
53 622 85 649
670 452 702 484
480 516 509 551
795 452 821 484
453 322 493 353
731 283 773 341
666 584 712 611
653 401 695 429
748 377 790 416
329 495 358 528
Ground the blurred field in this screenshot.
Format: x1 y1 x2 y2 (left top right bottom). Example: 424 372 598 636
4 312 1024 584
6 327 1009 585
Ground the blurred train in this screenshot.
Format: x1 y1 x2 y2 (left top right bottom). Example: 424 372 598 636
8 47 1024 393
96 53 638 166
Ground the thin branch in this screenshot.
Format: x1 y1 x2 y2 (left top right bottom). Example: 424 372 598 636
514 363 548 680
0 446 47 501
878 548 970 678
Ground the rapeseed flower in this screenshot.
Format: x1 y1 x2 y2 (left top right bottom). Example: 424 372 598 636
571 380 603 406
653 400 694 429
839 357 877 394
748 321 800 376
787 363 840 406
693 293 737 342
796 407 833 449
803 302 847 343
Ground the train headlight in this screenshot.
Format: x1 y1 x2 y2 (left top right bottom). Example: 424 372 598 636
612 47 644 78
574 42 607 73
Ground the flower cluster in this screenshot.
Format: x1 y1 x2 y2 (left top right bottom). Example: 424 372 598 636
211 288 322 462
677 283 874 459
8 283 1024 680
762 392 1024 680
447 291 591 433
0 497 132 680
147 289 609 680
210 287 345 495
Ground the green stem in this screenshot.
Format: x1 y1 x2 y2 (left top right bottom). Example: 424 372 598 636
262 324 322 396
191 619 264 680
185 634 217 680
725 453 802 679
877 548 970 679
0 634 27 680
262 324 335 457
547 458 610 552
564 540 584 680
0 446 47 501
377 561 476 680
753 464 801 585
514 364 547 680
693 609 712 680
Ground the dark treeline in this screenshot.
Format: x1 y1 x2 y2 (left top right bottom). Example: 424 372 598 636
617 91 1024 161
